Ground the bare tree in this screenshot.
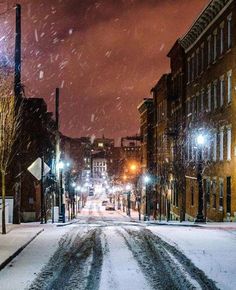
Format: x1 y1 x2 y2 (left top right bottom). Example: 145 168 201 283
0 81 22 234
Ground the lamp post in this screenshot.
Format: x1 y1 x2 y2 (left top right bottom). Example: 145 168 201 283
76 185 81 213
195 133 206 223
126 184 132 216
58 161 65 223
144 175 150 221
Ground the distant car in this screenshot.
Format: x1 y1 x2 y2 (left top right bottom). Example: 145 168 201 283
102 200 108 206
105 203 115 211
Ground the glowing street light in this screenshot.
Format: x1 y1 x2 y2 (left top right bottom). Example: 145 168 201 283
57 161 64 170
143 174 151 221
130 163 137 172
196 134 205 146
195 132 206 223
144 175 150 184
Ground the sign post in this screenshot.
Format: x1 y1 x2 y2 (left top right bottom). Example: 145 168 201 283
27 158 50 223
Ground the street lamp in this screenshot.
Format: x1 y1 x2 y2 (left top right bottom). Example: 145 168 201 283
195 133 206 223
143 174 151 221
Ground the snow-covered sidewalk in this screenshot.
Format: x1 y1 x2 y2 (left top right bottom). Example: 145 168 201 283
0 223 71 290
0 223 44 270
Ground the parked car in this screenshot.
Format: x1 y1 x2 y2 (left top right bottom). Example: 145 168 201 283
105 203 115 211
102 200 108 206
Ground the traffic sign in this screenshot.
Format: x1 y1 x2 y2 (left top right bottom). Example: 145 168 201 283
27 157 51 181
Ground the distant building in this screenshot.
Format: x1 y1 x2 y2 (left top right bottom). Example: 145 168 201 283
151 74 172 220
60 136 91 175
137 98 154 215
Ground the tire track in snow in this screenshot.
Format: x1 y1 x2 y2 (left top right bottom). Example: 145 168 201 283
29 228 103 290
119 227 219 290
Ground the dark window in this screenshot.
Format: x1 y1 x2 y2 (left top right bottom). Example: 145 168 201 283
219 179 224 208
212 180 217 208
226 176 231 213
191 183 194 206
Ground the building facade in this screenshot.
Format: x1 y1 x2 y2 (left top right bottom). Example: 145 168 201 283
137 98 155 216
181 0 236 221
138 0 236 222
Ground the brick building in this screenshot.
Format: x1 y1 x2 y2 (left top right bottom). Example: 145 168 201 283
167 40 187 221
180 0 235 221
137 98 154 215
138 0 236 222
151 74 172 220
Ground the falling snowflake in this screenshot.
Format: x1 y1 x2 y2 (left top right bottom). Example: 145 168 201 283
39 70 44 79
160 43 165 51
34 29 39 42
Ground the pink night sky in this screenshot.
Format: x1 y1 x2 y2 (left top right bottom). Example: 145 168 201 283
0 0 208 143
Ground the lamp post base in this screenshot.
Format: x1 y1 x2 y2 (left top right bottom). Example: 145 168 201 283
144 215 149 221
195 214 206 223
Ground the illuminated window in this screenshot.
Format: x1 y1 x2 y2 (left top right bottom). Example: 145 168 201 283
227 14 232 49
207 35 211 65
191 54 195 81
200 43 204 72
220 75 224 106
213 29 217 61
213 80 217 109
207 83 211 112
201 89 204 112
227 70 232 103
227 127 231 161
98 143 104 147
196 48 199 76
213 132 217 161
220 22 224 54
219 128 224 161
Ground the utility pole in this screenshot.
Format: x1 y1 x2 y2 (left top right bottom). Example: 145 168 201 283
13 4 22 225
40 156 45 224
14 4 21 99
55 88 61 222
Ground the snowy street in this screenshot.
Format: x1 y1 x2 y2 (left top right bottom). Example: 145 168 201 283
1 196 235 290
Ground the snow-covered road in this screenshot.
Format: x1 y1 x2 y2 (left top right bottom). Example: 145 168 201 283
0 196 234 289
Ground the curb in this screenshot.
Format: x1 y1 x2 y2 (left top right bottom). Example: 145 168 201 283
56 219 79 227
146 222 200 227
117 210 201 227
0 228 44 271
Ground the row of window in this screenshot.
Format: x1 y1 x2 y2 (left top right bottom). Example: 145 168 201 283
93 161 106 166
93 166 106 172
186 70 232 116
124 147 141 151
190 176 231 212
187 126 232 162
187 13 232 84
156 99 167 123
